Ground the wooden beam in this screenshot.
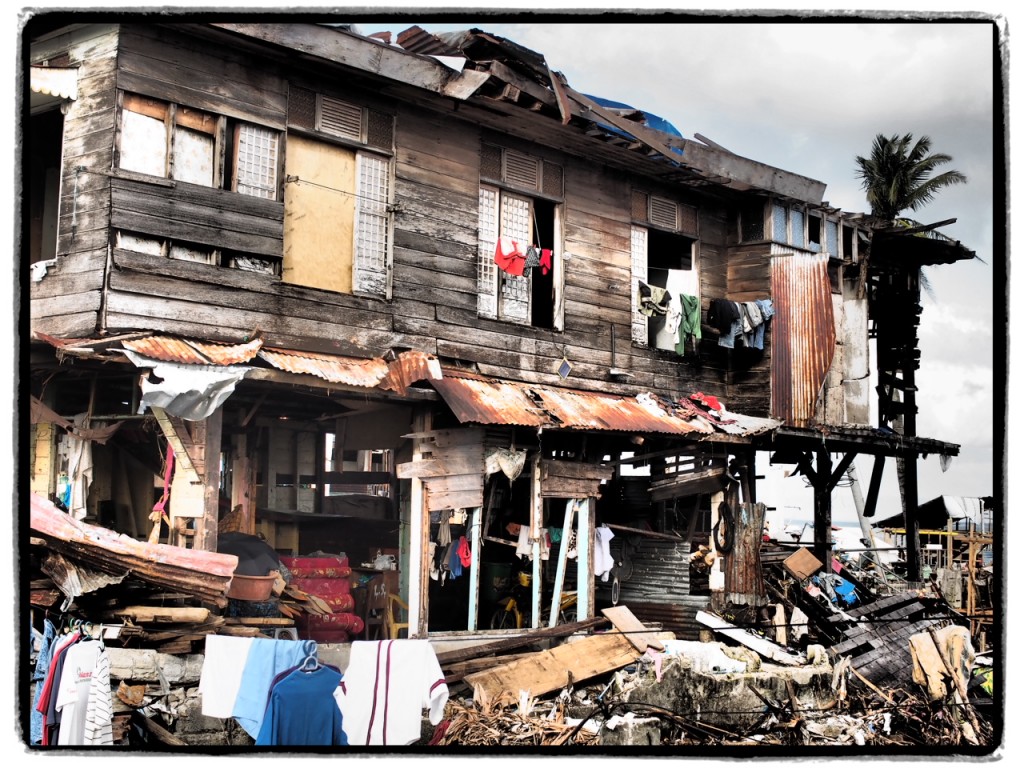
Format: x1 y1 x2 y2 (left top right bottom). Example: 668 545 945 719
548 67 573 125
827 451 857 491
862 454 885 518
434 617 608 665
463 630 640 705
601 605 664 652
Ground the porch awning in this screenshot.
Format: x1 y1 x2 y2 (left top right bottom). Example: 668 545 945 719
30 66 78 113
431 369 779 439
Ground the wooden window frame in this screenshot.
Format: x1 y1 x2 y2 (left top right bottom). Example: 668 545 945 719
118 91 281 201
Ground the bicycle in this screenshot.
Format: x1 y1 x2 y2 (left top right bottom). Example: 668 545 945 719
489 569 578 629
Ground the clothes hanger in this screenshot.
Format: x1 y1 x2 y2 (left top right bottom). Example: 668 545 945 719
300 639 319 672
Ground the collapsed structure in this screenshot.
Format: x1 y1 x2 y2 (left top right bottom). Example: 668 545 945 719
24 19 990 748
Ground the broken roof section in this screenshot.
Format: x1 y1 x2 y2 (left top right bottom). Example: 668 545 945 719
214 22 827 204
30 493 238 607
37 333 442 394
431 369 779 439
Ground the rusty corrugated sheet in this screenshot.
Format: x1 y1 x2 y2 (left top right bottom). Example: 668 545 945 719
533 386 712 435
258 348 390 387
431 373 550 427
770 254 837 427
395 25 465 56
379 350 443 395
122 335 263 366
432 371 714 435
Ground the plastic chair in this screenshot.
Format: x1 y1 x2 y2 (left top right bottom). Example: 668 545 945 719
363 575 388 640
385 593 409 639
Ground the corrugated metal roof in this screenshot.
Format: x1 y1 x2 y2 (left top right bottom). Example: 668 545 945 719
431 373 550 427
770 254 837 427
431 371 768 437
379 350 443 396
258 348 390 387
122 335 263 365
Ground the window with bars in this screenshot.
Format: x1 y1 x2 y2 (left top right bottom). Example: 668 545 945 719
118 92 281 202
477 184 561 328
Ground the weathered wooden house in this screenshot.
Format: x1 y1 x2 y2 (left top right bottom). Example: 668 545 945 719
26 20 975 640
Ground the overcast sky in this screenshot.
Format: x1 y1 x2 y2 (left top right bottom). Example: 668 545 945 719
352 12 1003 526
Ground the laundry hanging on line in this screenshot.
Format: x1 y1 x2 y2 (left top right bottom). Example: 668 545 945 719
494 236 552 277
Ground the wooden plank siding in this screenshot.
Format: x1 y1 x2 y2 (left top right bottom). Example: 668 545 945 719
30 22 783 420
109 176 284 257
46 28 120 265
116 25 289 129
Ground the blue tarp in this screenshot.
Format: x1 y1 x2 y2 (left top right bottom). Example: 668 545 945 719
585 94 685 155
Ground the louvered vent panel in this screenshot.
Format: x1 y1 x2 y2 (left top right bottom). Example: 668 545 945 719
649 195 679 230
288 86 316 130
541 161 563 198
679 203 699 237
366 109 394 150
503 149 540 190
320 96 363 141
632 190 649 222
480 144 502 181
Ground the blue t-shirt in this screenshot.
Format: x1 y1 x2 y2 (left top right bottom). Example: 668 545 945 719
255 666 348 746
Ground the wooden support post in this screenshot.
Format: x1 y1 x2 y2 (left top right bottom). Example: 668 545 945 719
577 498 594 621
904 449 921 581
467 506 482 631
195 406 222 552
530 453 542 629
548 499 577 628
813 448 833 568
409 408 430 638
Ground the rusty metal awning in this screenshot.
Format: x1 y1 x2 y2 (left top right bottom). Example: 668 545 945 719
258 348 390 387
431 370 779 438
36 333 441 394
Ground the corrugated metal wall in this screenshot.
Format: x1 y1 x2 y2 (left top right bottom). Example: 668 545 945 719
600 537 710 640
770 253 837 427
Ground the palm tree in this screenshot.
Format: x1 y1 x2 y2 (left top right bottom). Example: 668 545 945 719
855 134 966 575
855 133 967 224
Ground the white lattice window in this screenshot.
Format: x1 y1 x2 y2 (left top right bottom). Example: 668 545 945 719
235 123 279 200
353 153 391 296
477 187 499 318
499 192 532 323
630 226 648 345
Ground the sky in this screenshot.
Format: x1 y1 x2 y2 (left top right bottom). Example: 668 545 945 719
349 11 1003 527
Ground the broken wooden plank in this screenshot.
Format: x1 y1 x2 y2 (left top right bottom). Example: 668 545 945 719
601 605 664 652
224 617 296 627
463 630 640 705
106 606 211 624
434 617 607 666
133 712 188 746
695 610 805 666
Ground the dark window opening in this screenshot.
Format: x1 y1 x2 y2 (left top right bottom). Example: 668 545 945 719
828 257 842 294
808 214 823 252
842 224 855 260
531 198 556 330
29 109 64 265
740 199 765 242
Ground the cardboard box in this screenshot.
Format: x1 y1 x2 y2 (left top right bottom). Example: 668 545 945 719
783 547 824 580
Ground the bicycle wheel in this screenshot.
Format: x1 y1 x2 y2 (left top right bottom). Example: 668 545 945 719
490 604 518 630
